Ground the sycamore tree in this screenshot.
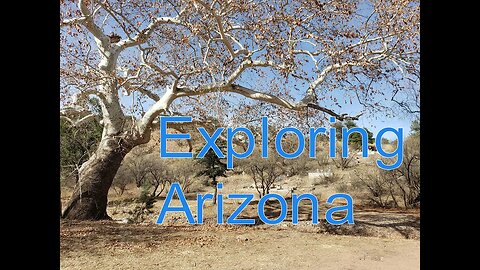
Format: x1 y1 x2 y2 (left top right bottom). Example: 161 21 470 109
60 0 419 219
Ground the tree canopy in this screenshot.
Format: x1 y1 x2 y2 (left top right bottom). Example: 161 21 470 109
61 0 420 131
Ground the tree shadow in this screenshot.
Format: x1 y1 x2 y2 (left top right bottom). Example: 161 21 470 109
231 197 420 239
60 220 179 254
353 212 420 239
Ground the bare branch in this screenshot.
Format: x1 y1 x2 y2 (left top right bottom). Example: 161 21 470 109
140 47 179 80
60 107 99 127
60 17 86 27
175 83 359 121
72 88 104 104
226 58 286 84
118 16 184 49
125 85 160 102
193 0 247 60
77 0 110 50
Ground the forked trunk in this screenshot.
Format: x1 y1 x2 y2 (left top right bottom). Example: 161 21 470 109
62 137 132 220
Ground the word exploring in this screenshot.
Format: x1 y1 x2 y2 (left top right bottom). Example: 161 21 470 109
156 183 354 225
159 116 403 170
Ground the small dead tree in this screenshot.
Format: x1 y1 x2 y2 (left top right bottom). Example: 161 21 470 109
112 164 132 195
125 151 171 198
356 169 398 208
128 157 150 189
242 153 283 197
130 155 171 223
146 160 170 198
389 136 420 208
355 136 420 208
170 160 200 193
332 143 356 170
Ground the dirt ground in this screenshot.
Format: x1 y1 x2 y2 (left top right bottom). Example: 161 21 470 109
61 221 419 270
61 196 420 270
61 171 420 269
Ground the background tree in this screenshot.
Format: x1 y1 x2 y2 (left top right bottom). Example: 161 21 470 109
392 135 420 208
169 159 201 193
410 119 420 136
60 0 419 219
112 164 132 195
331 121 344 141
336 120 374 150
240 151 283 198
127 152 171 198
144 158 171 198
331 143 356 170
60 115 102 187
196 148 228 204
354 134 420 208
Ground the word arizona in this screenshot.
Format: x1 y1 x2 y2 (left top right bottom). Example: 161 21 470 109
156 183 354 225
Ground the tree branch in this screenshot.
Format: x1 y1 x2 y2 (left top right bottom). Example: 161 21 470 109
226 58 286 84
175 83 359 121
118 16 184 49
193 0 247 60
60 17 87 27
77 0 110 50
60 108 99 127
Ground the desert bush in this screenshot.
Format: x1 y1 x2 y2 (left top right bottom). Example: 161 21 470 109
354 135 420 208
355 168 398 208
315 149 330 168
196 147 228 204
124 150 172 198
392 135 420 207
282 152 310 177
277 135 311 177
130 183 157 223
112 164 133 195
311 169 341 186
169 159 201 193
335 183 350 193
331 143 357 170
239 150 284 197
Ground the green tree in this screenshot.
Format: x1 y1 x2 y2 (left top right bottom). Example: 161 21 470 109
196 147 228 205
60 118 102 186
365 128 375 144
344 120 357 129
338 120 374 150
410 119 420 136
346 121 362 149
331 121 344 141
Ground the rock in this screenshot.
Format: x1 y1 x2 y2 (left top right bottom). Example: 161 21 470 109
116 218 130 224
236 235 249 242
